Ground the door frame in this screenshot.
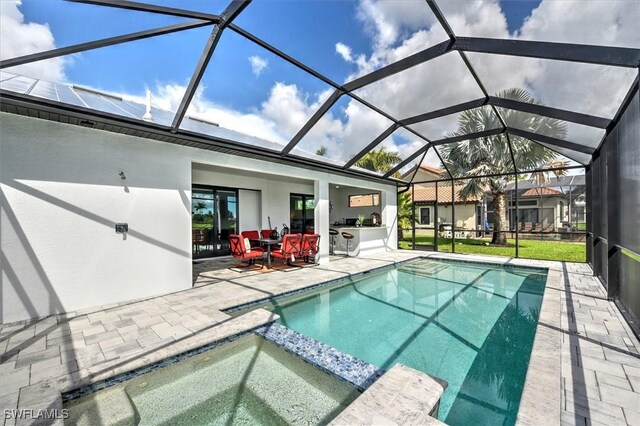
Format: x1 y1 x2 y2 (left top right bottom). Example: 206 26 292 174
192 185 240 258
290 193 315 234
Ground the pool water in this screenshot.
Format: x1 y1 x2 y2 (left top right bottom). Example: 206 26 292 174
64 335 359 426
268 259 546 425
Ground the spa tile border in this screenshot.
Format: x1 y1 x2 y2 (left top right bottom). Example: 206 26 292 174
254 322 383 392
62 322 273 403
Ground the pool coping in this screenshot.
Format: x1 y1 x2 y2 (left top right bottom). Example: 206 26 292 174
223 253 562 425
221 257 421 315
61 323 272 403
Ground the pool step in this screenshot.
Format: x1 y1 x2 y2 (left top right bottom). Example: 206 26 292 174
400 262 450 276
65 387 138 426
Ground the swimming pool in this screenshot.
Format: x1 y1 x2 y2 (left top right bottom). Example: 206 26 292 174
266 258 547 425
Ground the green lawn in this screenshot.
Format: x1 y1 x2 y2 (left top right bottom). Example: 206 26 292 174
192 223 213 229
399 235 586 262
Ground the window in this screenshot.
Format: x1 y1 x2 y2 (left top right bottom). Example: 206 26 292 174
349 193 380 207
420 207 431 225
509 199 537 207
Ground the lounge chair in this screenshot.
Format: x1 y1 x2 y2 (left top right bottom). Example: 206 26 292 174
229 234 264 268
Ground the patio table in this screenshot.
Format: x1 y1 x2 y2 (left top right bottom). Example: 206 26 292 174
250 238 281 269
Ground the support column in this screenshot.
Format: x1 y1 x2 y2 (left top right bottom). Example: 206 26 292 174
382 187 398 251
314 178 330 264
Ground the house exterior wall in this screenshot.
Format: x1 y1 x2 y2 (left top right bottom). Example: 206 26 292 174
508 196 564 230
191 165 315 231
413 203 478 238
410 168 441 183
0 113 397 323
437 204 477 230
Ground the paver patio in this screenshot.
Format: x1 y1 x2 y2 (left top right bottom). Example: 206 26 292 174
1 252 638 426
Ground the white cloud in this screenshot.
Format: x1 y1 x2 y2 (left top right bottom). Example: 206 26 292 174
0 0 66 81
327 0 639 168
248 55 268 76
335 42 353 62
6 0 636 171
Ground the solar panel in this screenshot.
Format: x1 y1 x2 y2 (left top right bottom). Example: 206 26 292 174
0 75 37 93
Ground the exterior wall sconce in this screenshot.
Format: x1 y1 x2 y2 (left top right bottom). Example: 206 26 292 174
119 171 126 180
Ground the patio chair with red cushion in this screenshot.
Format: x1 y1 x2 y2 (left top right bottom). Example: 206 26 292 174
241 230 261 249
300 234 320 263
229 234 264 268
272 233 302 266
260 229 272 239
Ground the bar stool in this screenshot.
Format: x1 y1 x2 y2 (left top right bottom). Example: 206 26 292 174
329 229 339 255
341 232 354 257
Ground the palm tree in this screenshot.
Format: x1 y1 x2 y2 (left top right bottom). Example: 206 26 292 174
354 147 402 174
439 88 567 245
397 191 412 240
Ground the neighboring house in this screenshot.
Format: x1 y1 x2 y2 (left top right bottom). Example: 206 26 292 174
504 175 586 232
403 165 586 236
402 165 483 236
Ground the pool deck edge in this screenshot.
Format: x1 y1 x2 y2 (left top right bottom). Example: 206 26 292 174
516 264 563 426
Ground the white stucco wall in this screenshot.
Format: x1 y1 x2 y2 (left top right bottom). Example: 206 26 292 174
237 189 261 232
0 112 398 323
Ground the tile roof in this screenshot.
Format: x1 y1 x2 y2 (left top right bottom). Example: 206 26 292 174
412 184 482 203
419 165 442 175
521 187 563 197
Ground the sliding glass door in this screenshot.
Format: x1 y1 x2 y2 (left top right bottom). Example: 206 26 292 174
192 186 238 258
290 194 315 234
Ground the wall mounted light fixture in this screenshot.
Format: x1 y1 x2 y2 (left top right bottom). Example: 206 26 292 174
119 171 126 180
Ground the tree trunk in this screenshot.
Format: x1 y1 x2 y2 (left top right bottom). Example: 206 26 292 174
492 191 508 245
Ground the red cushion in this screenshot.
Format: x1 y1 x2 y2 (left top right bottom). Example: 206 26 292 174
241 230 260 239
271 250 286 258
242 250 264 259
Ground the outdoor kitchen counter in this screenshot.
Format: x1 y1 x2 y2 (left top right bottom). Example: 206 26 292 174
331 226 390 256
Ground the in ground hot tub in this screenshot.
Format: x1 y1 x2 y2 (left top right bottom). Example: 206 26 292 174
64 334 360 425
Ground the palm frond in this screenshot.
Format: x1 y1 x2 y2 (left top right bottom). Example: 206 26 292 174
439 88 567 188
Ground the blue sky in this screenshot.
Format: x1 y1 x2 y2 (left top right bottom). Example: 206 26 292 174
19 0 541 111
9 0 635 169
